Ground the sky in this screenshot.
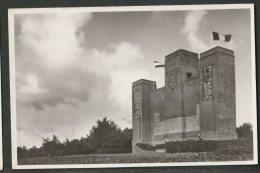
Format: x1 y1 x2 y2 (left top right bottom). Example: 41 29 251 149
13 8 254 148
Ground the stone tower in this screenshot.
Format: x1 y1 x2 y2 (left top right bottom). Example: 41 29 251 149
163 50 200 139
132 79 156 152
164 50 199 118
132 46 237 153
199 47 237 140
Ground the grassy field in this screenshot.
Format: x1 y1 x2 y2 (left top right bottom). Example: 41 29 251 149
18 151 253 165
18 137 254 165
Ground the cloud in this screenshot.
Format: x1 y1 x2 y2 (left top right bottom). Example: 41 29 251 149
15 13 152 115
182 10 208 52
91 42 150 109
16 13 92 69
15 13 108 110
15 13 155 147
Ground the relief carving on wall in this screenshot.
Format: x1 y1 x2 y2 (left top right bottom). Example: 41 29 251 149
166 68 179 94
133 91 139 118
203 65 213 100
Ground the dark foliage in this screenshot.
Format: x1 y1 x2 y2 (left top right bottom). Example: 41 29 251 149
165 137 253 154
155 144 165 149
236 122 253 138
136 143 155 151
18 117 132 159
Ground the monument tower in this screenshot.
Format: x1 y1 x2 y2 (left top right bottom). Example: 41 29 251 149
199 47 237 140
132 46 237 153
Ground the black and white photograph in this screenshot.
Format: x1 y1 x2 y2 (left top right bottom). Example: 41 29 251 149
8 4 257 169
0 16 3 170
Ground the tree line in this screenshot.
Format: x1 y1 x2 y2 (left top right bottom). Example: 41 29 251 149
18 117 132 158
236 122 253 138
18 117 252 159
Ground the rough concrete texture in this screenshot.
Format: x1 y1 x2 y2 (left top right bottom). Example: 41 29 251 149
132 79 156 145
200 47 237 140
154 115 199 136
132 46 237 153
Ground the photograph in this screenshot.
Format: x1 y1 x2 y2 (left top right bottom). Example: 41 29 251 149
8 4 257 169
0 16 3 170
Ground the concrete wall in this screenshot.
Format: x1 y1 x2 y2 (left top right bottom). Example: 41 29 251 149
200 47 237 140
154 116 184 136
153 114 200 143
215 52 237 140
151 87 165 122
132 79 156 146
132 47 237 151
185 114 200 133
154 115 200 135
163 50 199 120
151 87 165 141
184 76 200 116
183 55 200 132
164 54 182 119
199 52 216 140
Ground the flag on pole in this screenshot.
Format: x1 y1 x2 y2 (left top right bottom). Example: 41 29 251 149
154 61 165 68
212 31 232 42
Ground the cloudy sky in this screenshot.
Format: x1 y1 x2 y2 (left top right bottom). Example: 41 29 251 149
13 8 254 148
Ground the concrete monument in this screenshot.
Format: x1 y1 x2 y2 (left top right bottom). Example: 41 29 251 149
132 46 237 153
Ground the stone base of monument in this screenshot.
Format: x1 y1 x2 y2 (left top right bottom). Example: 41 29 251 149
155 148 166 153
134 146 156 154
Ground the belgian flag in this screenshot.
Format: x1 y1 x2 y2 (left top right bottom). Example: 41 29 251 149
212 31 232 42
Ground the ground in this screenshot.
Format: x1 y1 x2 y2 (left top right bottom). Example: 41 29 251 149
18 151 253 165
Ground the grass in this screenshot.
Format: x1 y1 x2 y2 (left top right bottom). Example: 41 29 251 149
18 151 253 165
18 137 254 165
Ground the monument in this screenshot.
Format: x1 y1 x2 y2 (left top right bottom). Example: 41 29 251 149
132 46 237 153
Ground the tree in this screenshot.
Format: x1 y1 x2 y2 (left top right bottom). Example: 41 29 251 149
17 146 28 158
88 117 122 151
236 123 253 138
121 128 132 148
17 117 133 158
42 135 62 157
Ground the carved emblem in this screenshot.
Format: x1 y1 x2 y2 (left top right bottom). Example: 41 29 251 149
203 65 213 100
133 91 139 118
166 68 179 93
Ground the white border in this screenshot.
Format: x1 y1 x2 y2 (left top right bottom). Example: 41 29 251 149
8 4 257 169
0 41 3 170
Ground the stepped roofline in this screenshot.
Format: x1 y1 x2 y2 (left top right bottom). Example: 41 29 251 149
200 46 234 58
132 79 156 86
166 49 198 61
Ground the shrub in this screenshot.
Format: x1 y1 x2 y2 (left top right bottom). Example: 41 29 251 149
165 138 253 154
136 143 155 151
236 123 253 138
155 144 165 149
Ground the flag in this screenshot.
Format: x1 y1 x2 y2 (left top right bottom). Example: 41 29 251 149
212 31 232 42
154 61 165 68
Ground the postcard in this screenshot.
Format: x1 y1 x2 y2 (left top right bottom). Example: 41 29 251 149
8 4 257 169
0 16 3 170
